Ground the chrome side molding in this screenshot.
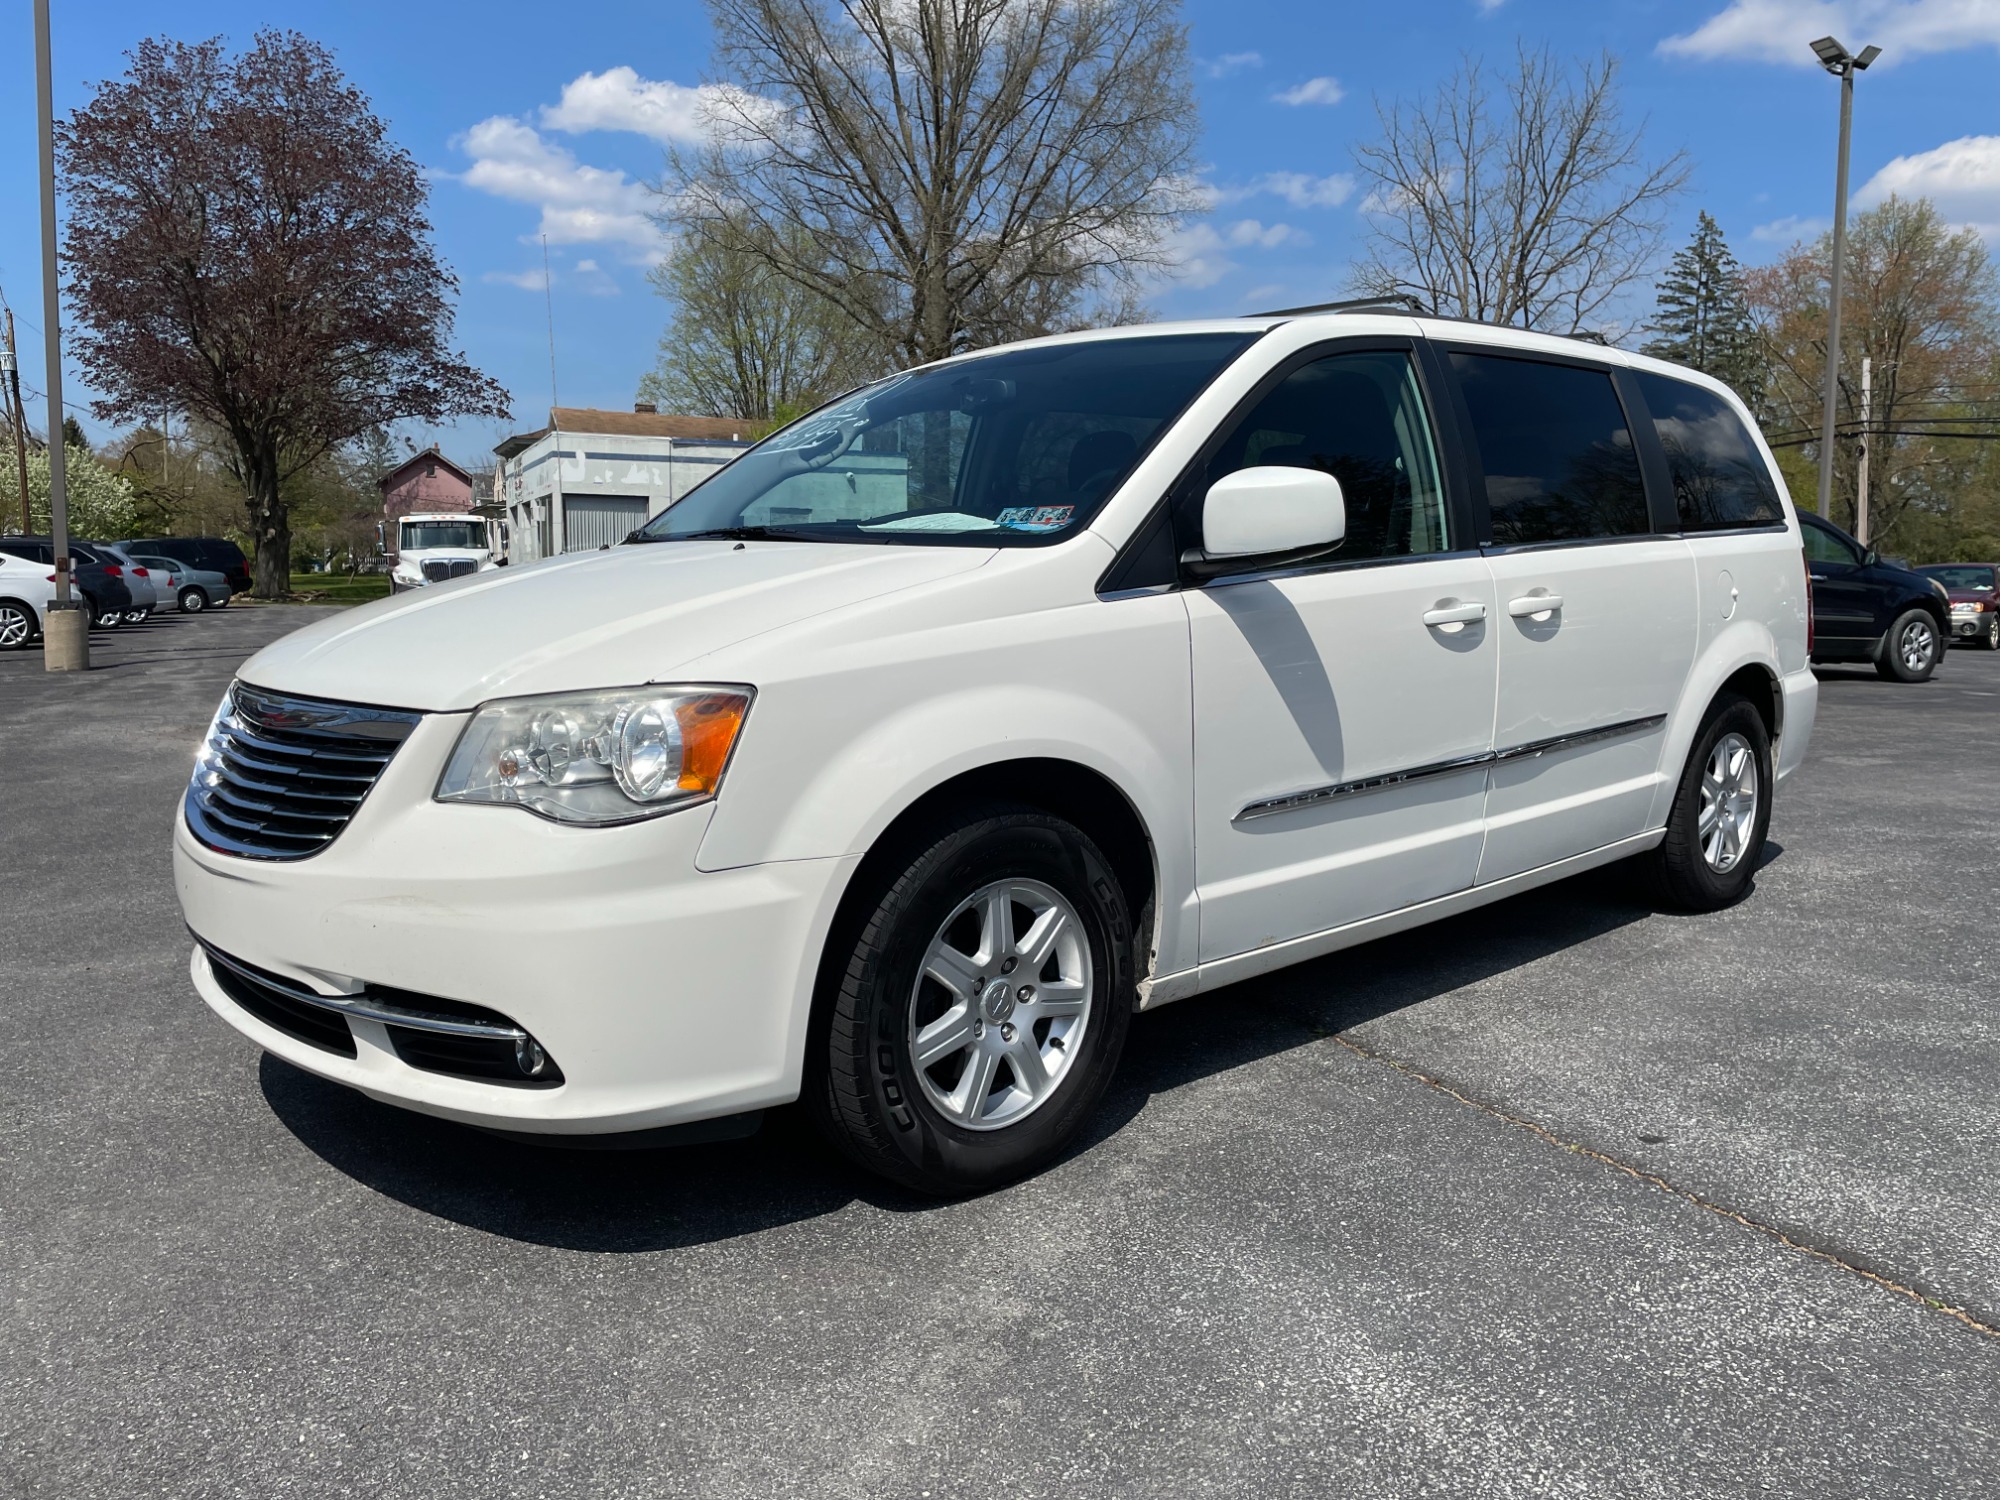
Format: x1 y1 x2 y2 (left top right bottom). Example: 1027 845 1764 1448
1235 713 1668 823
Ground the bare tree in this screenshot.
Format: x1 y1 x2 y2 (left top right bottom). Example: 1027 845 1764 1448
668 0 1200 369
639 220 880 422
1351 48 1688 335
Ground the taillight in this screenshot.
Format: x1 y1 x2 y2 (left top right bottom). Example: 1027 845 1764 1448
132 566 149 577
103 564 123 577
1802 550 1814 653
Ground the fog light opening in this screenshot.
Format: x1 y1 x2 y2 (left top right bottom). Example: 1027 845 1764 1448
515 1036 549 1078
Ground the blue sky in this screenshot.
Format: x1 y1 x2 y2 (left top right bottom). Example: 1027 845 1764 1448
3 0 1997 470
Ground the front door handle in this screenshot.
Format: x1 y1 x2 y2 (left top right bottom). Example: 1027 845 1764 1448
1508 593 1564 619
1423 601 1488 627
1809 573 1829 581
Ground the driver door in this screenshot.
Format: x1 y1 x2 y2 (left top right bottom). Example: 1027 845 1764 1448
1183 343 1499 964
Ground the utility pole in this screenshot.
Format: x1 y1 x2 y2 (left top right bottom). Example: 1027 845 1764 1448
2 308 31 536
1856 356 1872 546
36 0 88 669
1809 36 1880 521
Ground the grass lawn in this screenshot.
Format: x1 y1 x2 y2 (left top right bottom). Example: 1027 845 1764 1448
285 572 391 604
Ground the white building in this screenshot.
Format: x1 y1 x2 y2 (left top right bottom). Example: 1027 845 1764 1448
495 406 755 562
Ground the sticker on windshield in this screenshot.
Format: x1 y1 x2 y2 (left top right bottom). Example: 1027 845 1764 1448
997 505 1075 532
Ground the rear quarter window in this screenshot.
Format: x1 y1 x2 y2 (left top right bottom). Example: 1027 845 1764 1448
1447 350 1650 546
1634 372 1784 531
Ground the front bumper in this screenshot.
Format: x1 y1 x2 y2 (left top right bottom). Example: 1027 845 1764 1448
176 710 854 1134
1949 612 1993 640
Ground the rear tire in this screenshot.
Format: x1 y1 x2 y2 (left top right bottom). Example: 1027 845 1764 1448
179 587 206 613
1982 614 2000 650
121 609 149 626
1642 694 1772 913
809 805 1135 1196
1876 609 1940 681
95 607 123 629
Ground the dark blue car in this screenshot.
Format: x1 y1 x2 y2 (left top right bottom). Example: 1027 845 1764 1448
1801 512 1951 682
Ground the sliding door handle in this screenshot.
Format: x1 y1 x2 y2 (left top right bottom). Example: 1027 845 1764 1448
1423 601 1488 627
1508 593 1564 618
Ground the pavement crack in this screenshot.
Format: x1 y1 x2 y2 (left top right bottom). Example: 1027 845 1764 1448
1323 1027 2000 1343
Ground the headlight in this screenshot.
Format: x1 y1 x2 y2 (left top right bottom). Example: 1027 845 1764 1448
435 686 753 825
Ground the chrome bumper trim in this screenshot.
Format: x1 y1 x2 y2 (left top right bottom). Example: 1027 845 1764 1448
197 941 528 1042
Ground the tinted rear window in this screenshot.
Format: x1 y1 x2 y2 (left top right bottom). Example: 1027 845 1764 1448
1634 373 1783 531
1449 351 1649 545
1919 565 1995 591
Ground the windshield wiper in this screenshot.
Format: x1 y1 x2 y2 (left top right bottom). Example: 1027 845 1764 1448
627 525 812 544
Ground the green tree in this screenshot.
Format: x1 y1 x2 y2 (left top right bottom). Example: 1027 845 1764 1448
1745 195 2000 551
1643 211 1765 403
0 444 141 537
638 223 878 423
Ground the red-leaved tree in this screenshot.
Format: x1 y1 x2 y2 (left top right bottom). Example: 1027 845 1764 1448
60 32 508 595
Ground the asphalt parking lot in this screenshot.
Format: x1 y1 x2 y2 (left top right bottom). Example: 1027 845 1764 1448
4 606 1997 1498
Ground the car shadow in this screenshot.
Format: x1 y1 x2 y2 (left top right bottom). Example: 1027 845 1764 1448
262 847 1783 1251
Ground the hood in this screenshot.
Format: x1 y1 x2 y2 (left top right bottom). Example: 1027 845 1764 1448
240 540 994 712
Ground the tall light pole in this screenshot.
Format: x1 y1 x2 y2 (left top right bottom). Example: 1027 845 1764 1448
1809 35 1881 522
35 0 89 670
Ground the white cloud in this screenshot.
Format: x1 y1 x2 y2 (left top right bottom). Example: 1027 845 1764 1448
1273 76 1345 106
1225 219 1308 249
540 66 774 143
1750 213 1832 242
1203 51 1264 78
484 267 549 291
1163 224 1237 288
452 115 660 256
1218 171 1356 209
1241 283 1287 305
1661 1 2000 65
1856 133 2000 239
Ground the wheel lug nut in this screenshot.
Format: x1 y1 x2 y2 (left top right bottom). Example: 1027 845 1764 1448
1001 957 1016 974
1000 1023 1016 1042
1018 985 1033 1001
973 1019 985 1038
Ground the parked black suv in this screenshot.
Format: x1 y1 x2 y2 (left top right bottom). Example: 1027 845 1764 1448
126 535 251 596
1802 512 1951 682
0 535 135 628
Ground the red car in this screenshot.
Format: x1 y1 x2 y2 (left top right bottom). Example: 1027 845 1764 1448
1918 563 2000 650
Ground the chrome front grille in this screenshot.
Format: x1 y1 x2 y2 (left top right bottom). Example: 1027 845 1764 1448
421 558 476 583
185 684 420 860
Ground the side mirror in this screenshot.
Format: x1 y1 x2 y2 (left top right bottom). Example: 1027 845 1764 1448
375 522 386 556
1863 547 1880 566
1195 466 1346 568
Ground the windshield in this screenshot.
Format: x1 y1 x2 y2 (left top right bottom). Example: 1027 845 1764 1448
1918 565 1995 591
401 520 485 551
633 332 1259 547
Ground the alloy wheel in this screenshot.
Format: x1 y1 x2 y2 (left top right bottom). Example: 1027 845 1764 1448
1900 618 1937 672
0 604 31 648
907 878 1094 1132
1698 731 1759 873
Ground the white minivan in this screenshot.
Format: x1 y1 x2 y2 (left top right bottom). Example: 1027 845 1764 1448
176 310 1816 1192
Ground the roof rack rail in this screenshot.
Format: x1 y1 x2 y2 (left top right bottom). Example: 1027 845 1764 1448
1253 294 1432 318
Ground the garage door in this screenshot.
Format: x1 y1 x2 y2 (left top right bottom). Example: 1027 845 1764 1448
564 495 649 552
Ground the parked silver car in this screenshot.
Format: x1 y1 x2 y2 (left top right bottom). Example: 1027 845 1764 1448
80 541 160 623
133 555 232 613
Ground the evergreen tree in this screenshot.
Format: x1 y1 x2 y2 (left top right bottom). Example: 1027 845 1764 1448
61 413 89 452
1643 212 1765 403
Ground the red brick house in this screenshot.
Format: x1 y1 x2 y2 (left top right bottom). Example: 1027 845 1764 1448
378 446 473 519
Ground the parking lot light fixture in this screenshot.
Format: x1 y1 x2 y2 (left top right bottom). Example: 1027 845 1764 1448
35 0 88 669
1810 34 1880 523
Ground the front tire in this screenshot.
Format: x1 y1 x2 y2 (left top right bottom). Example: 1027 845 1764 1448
1876 609 1941 681
121 608 149 626
179 587 207 613
1982 614 2000 651
810 806 1136 1195
1643 694 1773 912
